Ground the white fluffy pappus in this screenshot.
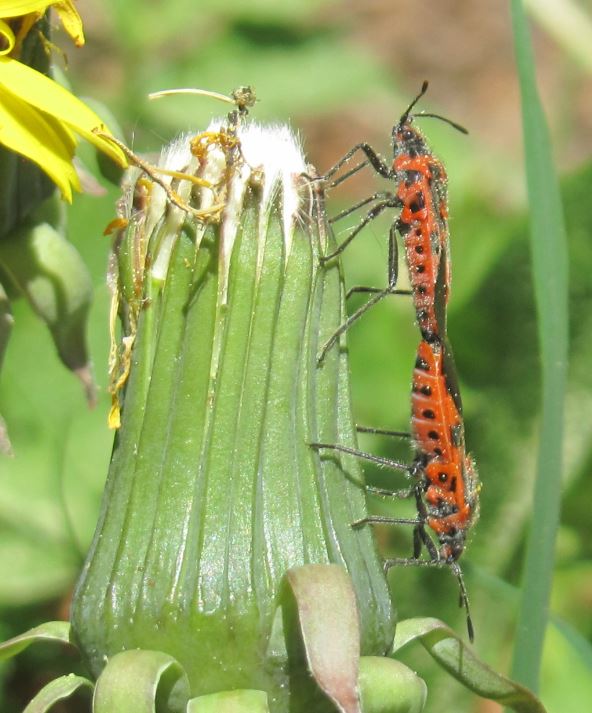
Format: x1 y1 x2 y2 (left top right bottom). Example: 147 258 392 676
146 120 314 294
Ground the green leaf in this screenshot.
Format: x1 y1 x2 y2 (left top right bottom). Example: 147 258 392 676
392 618 547 713
93 650 190 713
0 620 71 661
187 689 270 713
23 674 93 713
286 564 361 713
510 0 569 693
358 657 426 713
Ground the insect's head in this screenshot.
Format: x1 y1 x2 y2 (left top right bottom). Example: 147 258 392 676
392 80 430 157
391 80 468 157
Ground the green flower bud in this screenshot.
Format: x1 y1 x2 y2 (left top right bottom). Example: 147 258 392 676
71 117 395 709
0 201 95 405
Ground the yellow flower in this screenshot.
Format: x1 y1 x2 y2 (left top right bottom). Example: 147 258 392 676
0 1 127 202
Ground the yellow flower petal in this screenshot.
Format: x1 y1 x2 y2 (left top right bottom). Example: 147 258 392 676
0 57 127 167
43 105 77 154
0 1 53 15
1 0 54 13
53 1 84 46
0 87 79 200
0 1 84 47
0 20 16 56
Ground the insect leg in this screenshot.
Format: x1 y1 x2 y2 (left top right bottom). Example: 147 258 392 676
322 142 393 185
352 514 421 529
309 442 410 472
318 224 409 364
329 191 394 224
322 197 399 264
356 425 411 438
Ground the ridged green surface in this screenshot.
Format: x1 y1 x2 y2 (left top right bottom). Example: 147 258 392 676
71 150 394 710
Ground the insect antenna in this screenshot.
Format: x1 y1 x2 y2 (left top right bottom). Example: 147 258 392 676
398 80 430 127
396 80 469 135
416 112 469 135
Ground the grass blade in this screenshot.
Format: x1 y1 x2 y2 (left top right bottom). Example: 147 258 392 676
510 0 569 693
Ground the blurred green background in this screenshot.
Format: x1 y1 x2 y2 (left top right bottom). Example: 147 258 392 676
1 0 591 711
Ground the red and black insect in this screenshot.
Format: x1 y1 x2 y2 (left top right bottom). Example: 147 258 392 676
407 339 479 564
317 81 466 362
311 337 479 640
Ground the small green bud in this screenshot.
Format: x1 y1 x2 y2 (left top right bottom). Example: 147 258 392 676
359 658 427 713
0 206 95 405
